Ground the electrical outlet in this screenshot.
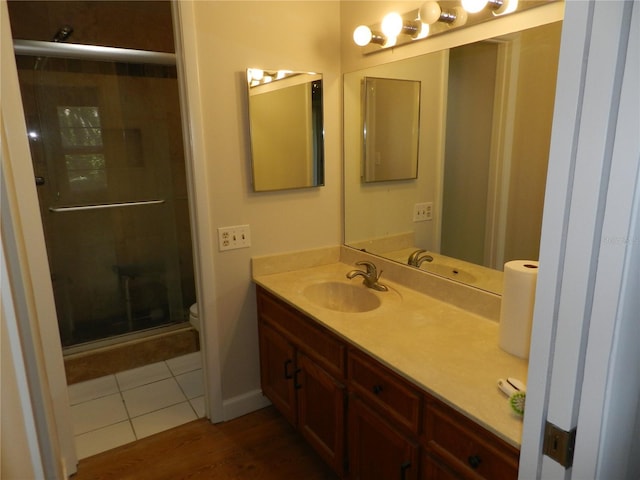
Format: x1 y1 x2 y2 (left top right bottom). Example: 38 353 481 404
413 203 427 222
413 202 434 222
218 224 251 251
425 202 433 220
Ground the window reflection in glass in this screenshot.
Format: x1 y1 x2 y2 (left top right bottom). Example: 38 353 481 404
57 106 103 147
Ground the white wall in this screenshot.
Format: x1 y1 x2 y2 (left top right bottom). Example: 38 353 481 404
182 1 342 413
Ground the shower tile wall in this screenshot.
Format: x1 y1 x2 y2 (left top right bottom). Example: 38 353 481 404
7 1 176 52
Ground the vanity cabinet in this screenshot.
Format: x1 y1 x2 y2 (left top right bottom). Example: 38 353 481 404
257 287 347 475
256 286 519 480
348 349 421 479
422 395 520 480
348 395 420 480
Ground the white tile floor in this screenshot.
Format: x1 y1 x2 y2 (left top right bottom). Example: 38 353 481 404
68 351 204 460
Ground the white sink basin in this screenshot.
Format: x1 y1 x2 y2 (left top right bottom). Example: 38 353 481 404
303 281 381 313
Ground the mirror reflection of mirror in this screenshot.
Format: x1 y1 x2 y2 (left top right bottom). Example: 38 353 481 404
344 21 563 295
362 77 421 183
247 68 324 192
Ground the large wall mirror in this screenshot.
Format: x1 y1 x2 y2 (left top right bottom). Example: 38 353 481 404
247 68 324 192
344 20 563 294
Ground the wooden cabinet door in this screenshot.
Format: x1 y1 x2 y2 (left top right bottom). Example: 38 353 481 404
348 396 419 480
297 352 346 475
258 320 297 425
422 452 463 480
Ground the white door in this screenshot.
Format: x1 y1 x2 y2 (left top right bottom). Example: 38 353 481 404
520 1 640 478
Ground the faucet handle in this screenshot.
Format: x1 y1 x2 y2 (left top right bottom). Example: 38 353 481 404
355 260 377 276
407 249 427 266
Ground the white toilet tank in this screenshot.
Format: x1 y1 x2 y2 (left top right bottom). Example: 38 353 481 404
189 303 199 332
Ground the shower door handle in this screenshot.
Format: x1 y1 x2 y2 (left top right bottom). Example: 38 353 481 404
49 199 165 212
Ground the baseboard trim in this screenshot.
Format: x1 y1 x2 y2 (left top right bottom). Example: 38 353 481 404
222 389 271 421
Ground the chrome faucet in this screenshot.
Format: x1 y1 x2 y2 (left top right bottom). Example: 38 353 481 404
346 261 388 291
407 249 434 267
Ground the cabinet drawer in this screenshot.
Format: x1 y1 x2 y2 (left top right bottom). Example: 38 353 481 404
424 396 519 480
257 287 346 379
348 349 421 435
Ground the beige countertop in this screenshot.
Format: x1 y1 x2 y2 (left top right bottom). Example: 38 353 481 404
252 251 528 449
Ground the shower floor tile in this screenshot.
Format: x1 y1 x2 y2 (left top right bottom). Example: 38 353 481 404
68 374 119 405
71 393 128 436
166 351 202 376
69 352 204 460
122 377 186 418
131 402 197 439
115 360 172 391
175 369 204 399
75 421 136 460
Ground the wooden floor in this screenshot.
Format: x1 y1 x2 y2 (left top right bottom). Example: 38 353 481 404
74 406 339 479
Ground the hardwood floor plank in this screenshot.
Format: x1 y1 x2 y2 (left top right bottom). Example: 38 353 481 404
74 407 339 479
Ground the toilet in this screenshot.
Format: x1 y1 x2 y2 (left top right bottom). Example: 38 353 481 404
189 303 200 332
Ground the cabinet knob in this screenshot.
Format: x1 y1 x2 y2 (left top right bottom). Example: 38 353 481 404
372 384 383 395
400 461 411 479
468 455 482 469
284 359 293 379
293 368 303 390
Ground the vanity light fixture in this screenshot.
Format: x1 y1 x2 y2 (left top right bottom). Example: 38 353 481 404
247 68 301 88
381 12 429 39
461 0 519 16
354 0 524 50
419 1 468 26
353 24 395 47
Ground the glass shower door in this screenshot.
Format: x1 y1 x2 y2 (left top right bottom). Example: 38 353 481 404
14 45 194 348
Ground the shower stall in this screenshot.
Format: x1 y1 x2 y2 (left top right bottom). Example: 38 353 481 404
11 19 196 350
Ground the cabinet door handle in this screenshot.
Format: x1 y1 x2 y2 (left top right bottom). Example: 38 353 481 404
400 461 411 480
468 455 482 469
293 368 303 390
372 384 383 395
284 359 293 379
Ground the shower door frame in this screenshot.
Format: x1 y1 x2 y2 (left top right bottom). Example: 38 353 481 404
15 40 189 349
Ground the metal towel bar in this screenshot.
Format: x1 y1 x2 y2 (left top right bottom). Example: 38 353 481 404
49 199 165 213
13 40 176 66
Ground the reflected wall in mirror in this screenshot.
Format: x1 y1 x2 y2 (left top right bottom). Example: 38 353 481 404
344 21 562 295
363 77 420 182
247 68 324 192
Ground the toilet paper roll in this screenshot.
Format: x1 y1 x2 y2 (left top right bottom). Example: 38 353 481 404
499 260 539 359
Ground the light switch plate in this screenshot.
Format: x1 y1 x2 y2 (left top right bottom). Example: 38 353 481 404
218 225 251 251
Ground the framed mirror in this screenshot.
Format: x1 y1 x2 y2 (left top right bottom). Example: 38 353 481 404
362 77 421 182
247 68 324 192
344 21 563 294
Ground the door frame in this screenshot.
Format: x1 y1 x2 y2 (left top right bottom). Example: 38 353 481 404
1 1 224 477
520 1 639 478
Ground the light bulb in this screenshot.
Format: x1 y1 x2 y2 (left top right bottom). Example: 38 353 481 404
414 23 430 40
381 12 403 37
419 1 442 24
383 36 397 48
353 25 373 46
493 0 518 15
249 68 264 81
450 7 468 26
461 0 488 13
